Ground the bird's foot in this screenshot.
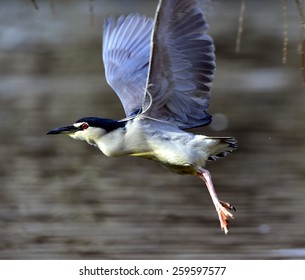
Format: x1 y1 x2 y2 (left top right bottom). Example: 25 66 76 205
197 168 236 234
216 201 235 234
220 200 236 212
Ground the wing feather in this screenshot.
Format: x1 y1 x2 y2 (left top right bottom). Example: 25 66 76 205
103 15 153 116
143 0 216 129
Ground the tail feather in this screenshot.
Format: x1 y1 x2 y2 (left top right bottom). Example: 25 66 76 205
207 137 237 161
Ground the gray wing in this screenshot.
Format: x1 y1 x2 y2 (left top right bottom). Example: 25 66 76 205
143 0 215 129
103 14 153 117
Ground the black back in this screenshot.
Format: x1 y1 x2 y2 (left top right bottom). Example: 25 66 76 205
76 117 126 132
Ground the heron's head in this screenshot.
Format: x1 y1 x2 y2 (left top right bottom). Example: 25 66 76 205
47 117 126 146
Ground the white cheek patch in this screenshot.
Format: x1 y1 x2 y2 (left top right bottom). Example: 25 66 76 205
73 122 84 128
69 127 103 147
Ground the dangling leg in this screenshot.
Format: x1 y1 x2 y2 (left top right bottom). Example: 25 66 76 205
197 167 235 234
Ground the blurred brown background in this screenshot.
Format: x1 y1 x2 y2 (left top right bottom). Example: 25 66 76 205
0 0 304 259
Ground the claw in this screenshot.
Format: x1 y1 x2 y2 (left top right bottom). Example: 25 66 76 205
220 200 236 212
217 203 234 234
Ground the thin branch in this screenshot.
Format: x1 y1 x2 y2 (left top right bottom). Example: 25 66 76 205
295 0 305 88
31 0 39 10
301 38 305 89
236 0 246 53
295 0 305 28
89 0 95 26
50 0 56 15
282 0 288 64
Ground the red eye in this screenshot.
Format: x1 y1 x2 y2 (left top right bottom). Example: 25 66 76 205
82 122 89 130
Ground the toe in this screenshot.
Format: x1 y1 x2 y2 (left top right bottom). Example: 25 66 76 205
217 204 235 234
220 200 236 212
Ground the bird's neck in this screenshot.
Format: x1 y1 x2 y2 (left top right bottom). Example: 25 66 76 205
95 127 127 157
95 120 150 158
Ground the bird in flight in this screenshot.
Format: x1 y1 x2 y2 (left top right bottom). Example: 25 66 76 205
47 0 237 234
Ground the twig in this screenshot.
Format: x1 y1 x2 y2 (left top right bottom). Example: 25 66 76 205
89 0 95 26
236 0 246 53
282 0 288 64
295 0 305 88
31 0 39 10
50 0 56 15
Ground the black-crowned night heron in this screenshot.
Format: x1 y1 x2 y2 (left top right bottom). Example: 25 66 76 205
47 0 237 234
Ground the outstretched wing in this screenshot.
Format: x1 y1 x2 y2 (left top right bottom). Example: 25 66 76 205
103 14 153 117
143 0 216 129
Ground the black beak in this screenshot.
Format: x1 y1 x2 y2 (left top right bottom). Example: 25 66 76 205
46 125 76 135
